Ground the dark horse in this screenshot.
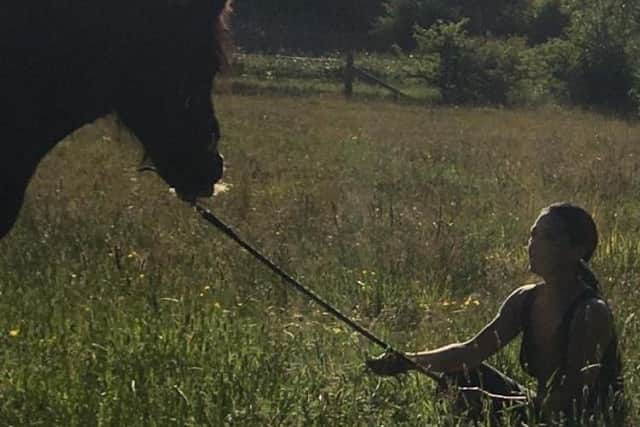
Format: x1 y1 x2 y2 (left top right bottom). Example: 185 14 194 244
0 0 231 239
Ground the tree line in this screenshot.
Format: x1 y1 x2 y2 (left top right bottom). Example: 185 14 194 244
234 0 640 112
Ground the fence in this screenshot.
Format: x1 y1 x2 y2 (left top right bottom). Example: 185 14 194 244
232 52 413 101
343 52 411 101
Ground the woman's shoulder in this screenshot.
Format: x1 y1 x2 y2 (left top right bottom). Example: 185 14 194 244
565 292 616 358
514 282 541 294
504 282 541 304
569 293 613 326
498 283 541 317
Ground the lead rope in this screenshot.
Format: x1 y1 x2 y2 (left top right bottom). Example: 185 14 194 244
192 203 445 385
193 202 531 403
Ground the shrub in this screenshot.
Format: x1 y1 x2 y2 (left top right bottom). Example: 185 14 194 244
516 37 576 104
414 20 527 105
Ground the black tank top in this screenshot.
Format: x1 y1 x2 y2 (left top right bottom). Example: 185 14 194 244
519 286 624 418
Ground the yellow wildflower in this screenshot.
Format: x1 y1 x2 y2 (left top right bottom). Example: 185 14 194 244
464 296 481 306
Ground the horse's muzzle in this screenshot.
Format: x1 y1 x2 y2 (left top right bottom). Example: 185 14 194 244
176 152 223 201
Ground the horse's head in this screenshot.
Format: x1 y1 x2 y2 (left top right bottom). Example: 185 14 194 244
115 0 231 200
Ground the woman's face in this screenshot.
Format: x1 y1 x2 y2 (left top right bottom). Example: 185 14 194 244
527 211 578 276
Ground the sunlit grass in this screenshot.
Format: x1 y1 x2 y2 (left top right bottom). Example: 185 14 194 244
1 92 639 425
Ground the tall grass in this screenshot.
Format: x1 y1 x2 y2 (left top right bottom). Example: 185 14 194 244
1 93 639 425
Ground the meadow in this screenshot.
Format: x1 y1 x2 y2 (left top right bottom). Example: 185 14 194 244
1 86 640 425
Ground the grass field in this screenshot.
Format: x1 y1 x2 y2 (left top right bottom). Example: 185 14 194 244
1 90 640 425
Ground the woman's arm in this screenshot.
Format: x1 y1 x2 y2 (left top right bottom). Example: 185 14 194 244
541 299 613 415
406 285 534 373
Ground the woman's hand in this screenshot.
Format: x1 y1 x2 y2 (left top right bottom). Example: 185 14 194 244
366 351 413 376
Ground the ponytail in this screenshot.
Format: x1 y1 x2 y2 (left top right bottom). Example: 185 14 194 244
578 259 600 293
545 203 600 294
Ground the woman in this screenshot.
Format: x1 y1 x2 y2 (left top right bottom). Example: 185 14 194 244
367 203 624 425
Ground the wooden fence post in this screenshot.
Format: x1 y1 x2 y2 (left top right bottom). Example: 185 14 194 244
344 51 354 99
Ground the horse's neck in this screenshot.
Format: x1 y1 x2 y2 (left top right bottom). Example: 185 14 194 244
1 1 158 199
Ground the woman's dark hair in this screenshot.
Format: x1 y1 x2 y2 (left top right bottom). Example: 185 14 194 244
545 202 600 292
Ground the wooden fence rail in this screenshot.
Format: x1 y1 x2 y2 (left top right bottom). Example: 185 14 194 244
343 52 411 101
232 52 412 101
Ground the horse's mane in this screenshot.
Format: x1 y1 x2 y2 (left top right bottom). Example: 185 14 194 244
215 0 234 72
163 0 233 70
219 0 233 29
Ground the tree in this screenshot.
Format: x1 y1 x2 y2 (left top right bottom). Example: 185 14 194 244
232 0 386 51
528 0 570 43
374 0 453 50
564 0 640 110
374 0 534 50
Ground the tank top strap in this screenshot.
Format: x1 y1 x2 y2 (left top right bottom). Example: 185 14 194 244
519 284 539 376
